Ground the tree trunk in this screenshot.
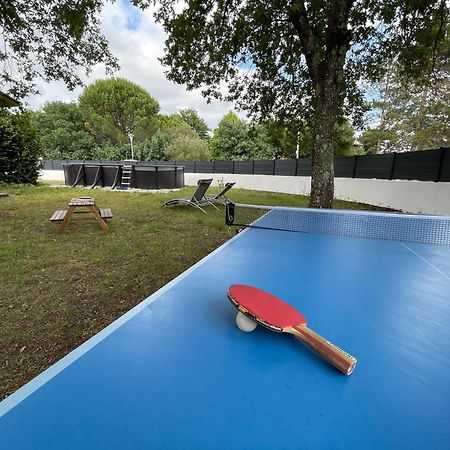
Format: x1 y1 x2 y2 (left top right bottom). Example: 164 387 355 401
309 78 339 208
309 45 349 208
289 0 352 208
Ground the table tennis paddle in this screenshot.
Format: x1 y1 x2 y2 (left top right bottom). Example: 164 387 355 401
227 284 357 375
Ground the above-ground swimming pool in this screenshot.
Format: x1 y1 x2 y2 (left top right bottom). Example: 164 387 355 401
63 163 185 190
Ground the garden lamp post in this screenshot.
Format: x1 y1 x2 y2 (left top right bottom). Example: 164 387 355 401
128 132 135 160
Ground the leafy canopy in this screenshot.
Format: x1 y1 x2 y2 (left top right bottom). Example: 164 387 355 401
363 79 450 152
211 112 251 160
78 78 160 144
31 102 96 159
362 35 450 153
136 121 211 161
211 111 274 160
0 111 42 183
149 113 190 135
178 108 210 139
165 131 211 160
0 0 118 98
134 131 170 161
146 0 449 127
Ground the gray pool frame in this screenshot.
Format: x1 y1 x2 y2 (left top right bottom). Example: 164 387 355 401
63 163 185 190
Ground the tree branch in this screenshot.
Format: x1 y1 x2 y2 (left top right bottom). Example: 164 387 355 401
326 0 353 45
288 0 320 82
430 0 447 75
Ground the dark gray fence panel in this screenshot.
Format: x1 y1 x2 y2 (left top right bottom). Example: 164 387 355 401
43 150 450 183
355 153 395 179
275 159 297 176
176 161 195 172
52 160 67 170
439 148 450 182
392 149 442 181
195 161 214 173
214 161 234 174
155 160 176 166
334 156 356 178
297 158 312 176
254 160 275 175
234 161 254 174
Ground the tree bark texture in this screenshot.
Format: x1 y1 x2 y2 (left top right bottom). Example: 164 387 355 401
309 78 339 208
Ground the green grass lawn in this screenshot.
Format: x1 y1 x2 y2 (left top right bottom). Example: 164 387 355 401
0 183 390 400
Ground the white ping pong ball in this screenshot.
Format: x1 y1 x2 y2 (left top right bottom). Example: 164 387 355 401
236 311 257 332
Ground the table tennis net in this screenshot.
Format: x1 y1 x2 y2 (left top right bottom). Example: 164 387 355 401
226 202 450 246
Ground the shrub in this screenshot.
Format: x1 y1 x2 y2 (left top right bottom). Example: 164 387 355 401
0 110 42 184
91 144 129 161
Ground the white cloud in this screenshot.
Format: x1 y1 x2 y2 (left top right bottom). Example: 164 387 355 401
24 1 243 130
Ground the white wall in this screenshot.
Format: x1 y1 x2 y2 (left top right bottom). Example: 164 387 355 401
186 173 450 215
334 178 450 215
186 173 312 196
40 170 450 215
40 169 65 182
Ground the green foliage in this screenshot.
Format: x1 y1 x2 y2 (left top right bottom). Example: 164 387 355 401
210 111 368 160
31 102 96 159
78 78 159 144
360 129 399 154
139 118 207 161
393 80 450 151
149 1 448 126
282 120 357 157
297 128 313 157
211 112 252 159
91 144 128 161
165 133 211 160
0 111 41 183
0 1 118 98
178 108 210 139
246 125 276 159
136 124 210 161
149 114 191 135
135 132 170 161
262 121 298 159
334 120 356 156
163 125 210 160
146 0 449 207
363 49 450 152
164 124 200 141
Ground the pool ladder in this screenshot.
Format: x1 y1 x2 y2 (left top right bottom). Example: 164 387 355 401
121 163 133 189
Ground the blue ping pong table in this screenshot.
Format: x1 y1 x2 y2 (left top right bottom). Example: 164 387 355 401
1 206 450 449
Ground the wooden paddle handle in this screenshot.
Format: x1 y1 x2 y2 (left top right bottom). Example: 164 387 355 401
291 325 357 375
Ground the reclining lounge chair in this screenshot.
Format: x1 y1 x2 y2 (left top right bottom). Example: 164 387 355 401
206 182 235 205
161 178 217 213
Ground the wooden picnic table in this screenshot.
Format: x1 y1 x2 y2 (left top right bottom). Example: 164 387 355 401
50 197 112 233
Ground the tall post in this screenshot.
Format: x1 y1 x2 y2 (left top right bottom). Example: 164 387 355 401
128 133 135 160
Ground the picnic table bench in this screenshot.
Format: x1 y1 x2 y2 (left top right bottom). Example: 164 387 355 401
50 197 113 233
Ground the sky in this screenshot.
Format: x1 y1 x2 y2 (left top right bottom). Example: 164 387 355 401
24 0 239 130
